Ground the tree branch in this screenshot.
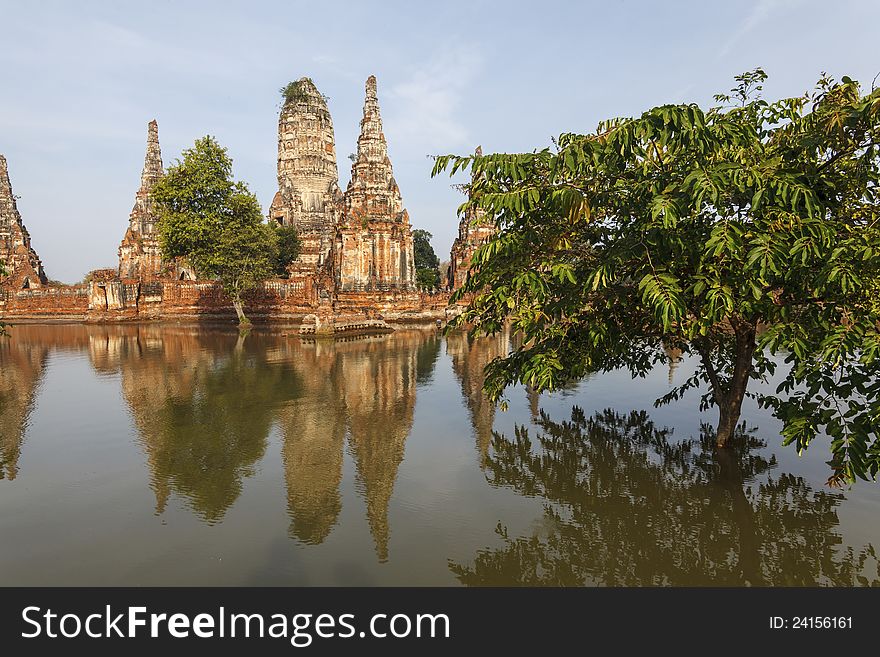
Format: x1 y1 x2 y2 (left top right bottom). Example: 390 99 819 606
696 338 725 404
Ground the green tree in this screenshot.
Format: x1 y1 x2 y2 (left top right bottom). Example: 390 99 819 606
154 136 278 327
413 228 440 289
433 70 880 485
270 223 302 278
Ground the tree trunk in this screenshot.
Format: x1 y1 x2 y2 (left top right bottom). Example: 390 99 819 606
231 296 250 328
716 403 741 448
714 323 756 448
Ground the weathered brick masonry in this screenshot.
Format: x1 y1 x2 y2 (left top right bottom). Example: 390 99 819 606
0 155 47 291
0 75 454 328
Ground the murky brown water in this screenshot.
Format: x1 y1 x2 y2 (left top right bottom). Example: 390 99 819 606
1 324 878 585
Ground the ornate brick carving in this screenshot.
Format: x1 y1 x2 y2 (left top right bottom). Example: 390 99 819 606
336 76 416 292
0 155 47 289
118 120 165 280
270 78 341 277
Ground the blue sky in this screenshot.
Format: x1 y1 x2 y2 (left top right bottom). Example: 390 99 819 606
1 0 878 282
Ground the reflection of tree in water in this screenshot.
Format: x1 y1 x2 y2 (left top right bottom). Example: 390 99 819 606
118 330 301 523
452 407 880 586
415 331 441 385
0 338 48 480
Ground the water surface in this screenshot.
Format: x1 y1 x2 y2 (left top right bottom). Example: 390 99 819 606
1 324 877 585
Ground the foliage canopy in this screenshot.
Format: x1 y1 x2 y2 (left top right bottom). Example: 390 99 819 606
433 70 880 485
270 223 302 278
155 136 280 326
280 80 310 104
413 228 441 289
280 78 327 106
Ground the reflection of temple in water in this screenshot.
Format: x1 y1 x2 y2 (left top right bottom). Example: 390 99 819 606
88 325 439 557
275 339 347 546
0 334 49 480
5 324 880 583
3 324 437 561
446 327 511 462
278 330 439 561
0 325 101 480
342 332 424 562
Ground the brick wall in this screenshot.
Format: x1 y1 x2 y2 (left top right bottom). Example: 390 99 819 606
1 278 447 324
0 285 89 318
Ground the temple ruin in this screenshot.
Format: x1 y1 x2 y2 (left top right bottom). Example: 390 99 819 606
117 120 165 280
0 75 451 328
0 155 47 290
268 75 417 296
336 76 416 293
270 78 342 279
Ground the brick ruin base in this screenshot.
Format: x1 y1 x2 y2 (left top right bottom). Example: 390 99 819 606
0 275 451 328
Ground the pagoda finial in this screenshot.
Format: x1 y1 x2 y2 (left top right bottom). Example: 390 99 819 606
355 75 387 164
140 120 163 193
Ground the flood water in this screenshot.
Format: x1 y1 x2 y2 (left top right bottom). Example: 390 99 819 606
1 323 878 586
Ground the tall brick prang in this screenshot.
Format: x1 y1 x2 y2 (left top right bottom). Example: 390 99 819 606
118 120 165 279
336 75 416 292
0 154 47 289
270 78 341 277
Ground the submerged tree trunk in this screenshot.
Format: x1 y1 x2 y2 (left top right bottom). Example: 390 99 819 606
231 296 251 328
715 387 746 447
699 322 757 448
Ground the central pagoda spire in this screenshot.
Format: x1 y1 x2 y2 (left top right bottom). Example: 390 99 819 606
337 75 416 292
356 75 390 166
344 75 403 223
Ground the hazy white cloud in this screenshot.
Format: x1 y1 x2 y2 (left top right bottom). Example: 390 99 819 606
87 19 262 79
386 45 483 154
310 54 362 82
718 0 807 57
0 107 137 146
